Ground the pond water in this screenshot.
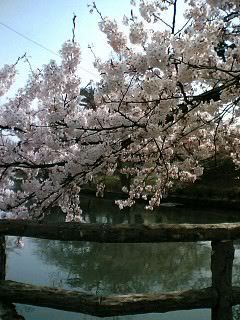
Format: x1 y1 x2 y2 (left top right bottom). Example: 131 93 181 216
4 195 240 320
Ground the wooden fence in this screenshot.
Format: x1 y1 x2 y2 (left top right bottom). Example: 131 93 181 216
1 219 240 319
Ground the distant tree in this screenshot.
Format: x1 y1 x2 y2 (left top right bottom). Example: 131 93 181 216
80 86 96 110
0 0 239 220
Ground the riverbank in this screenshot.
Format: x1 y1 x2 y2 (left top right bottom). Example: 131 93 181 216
80 188 240 211
81 158 240 211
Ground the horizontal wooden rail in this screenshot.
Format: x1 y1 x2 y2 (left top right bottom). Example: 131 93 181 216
1 220 240 242
0 280 217 317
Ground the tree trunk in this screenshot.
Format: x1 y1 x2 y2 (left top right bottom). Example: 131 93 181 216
0 235 6 280
211 241 234 320
2 220 240 242
0 280 217 317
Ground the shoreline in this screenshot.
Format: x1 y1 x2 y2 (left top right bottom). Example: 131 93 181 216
80 188 240 211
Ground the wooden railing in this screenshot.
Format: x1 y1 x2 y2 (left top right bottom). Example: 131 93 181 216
1 220 240 319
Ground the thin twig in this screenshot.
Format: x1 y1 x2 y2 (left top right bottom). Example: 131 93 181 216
72 14 77 43
172 0 177 34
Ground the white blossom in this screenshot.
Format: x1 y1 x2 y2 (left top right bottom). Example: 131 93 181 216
0 0 239 217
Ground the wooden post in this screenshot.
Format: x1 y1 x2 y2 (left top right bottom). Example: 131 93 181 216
0 301 25 320
0 236 6 280
211 240 234 320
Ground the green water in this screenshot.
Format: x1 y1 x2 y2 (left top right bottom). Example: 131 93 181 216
5 196 240 320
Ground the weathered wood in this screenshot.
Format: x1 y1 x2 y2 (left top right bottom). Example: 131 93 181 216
2 220 240 242
0 280 217 317
211 241 234 320
0 236 6 280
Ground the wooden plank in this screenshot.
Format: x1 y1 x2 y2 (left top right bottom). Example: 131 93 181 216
1 220 240 242
0 280 217 317
211 241 234 320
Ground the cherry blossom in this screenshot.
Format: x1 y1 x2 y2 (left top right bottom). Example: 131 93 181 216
0 0 239 219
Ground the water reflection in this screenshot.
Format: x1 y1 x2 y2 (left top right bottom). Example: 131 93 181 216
6 195 240 320
34 240 211 294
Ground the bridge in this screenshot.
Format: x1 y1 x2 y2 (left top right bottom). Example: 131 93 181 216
1 219 240 319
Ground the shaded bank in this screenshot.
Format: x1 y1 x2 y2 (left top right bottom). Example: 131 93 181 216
80 158 240 211
80 188 240 211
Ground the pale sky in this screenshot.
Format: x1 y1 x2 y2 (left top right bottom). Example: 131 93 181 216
0 0 186 91
0 0 133 90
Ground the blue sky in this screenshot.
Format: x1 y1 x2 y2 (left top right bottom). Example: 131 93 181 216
0 0 133 89
0 0 186 92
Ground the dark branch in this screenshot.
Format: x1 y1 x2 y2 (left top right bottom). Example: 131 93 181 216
172 0 177 34
0 124 26 133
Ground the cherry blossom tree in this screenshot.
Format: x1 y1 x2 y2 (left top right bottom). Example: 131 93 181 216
0 0 239 221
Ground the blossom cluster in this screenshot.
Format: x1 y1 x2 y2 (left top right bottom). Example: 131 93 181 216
0 0 239 219
0 64 16 97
